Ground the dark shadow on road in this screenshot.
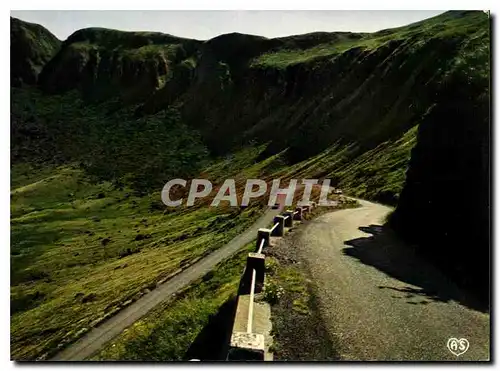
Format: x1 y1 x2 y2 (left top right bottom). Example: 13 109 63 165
343 224 487 312
379 285 434 305
183 297 237 361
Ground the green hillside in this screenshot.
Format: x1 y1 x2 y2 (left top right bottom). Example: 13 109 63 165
10 10 490 360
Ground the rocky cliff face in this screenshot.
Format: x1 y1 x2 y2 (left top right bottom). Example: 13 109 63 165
389 22 490 304
38 27 201 102
10 17 61 86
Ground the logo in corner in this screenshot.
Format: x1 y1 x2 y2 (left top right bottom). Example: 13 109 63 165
447 338 469 356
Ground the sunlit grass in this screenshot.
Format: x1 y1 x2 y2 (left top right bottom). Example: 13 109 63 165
10 164 264 360
93 242 255 361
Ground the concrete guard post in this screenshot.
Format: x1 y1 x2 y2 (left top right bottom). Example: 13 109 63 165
294 207 303 221
243 252 265 292
271 216 285 237
283 210 294 227
228 332 265 361
256 228 271 250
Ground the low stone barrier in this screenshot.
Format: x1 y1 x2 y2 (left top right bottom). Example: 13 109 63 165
226 202 316 361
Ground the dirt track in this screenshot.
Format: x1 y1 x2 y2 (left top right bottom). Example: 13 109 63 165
295 198 490 361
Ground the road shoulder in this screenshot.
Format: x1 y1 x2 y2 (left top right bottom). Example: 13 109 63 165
263 202 358 360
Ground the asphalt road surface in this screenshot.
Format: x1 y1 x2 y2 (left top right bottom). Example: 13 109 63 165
51 206 282 361
296 198 490 361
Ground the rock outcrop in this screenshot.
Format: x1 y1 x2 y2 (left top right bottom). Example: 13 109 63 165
389 20 490 304
10 17 61 86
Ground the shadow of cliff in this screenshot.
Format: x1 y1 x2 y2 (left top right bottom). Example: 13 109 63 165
183 297 237 361
343 224 488 312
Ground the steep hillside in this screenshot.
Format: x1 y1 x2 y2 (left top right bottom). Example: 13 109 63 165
11 88 209 192
389 21 490 304
20 11 488 205
11 17 61 86
10 10 490 360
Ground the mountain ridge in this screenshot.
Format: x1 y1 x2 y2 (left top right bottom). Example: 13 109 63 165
11 10 489 200
10 17 61 86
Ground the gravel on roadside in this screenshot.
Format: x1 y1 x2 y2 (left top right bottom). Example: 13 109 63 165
263 206 347 361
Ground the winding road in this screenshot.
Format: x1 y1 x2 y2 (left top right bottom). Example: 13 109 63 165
296 198 490 361
51 196 490 361
51 206 282 361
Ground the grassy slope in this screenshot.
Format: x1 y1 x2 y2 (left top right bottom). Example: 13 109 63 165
10 163 264 360
252 11 486 69
272 126 419 204
93 242 255 361
10 80 279 359
247 11 488 204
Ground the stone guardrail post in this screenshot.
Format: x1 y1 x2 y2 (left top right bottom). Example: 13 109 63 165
294 207 303 220
256 228 271 250
243 253 265 293
228 332 265 360
283 210 294 227
271 216 285 237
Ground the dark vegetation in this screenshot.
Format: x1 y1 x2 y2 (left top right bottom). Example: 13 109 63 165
10 10 490 360
11 88 208 192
